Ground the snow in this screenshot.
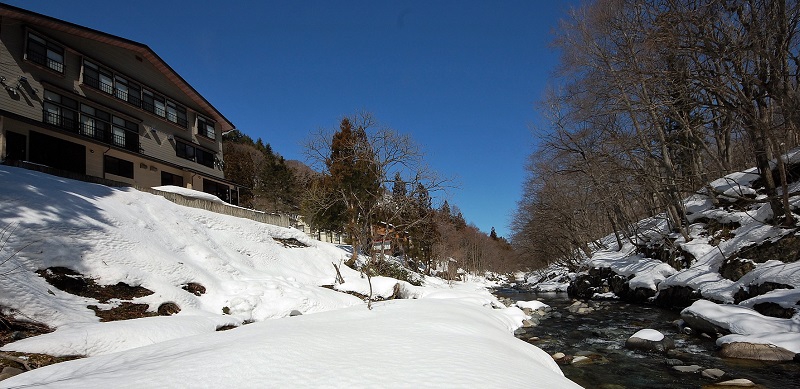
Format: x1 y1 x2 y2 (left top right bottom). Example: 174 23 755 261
516 300 549 310
152 185 226 203
683 300 800 352
1 313 234 357
718 332 800 354
2 299 579 388
0 166 577 387
739 288 800 310
522 154 800 359
589 250 677 292
630 329 665 342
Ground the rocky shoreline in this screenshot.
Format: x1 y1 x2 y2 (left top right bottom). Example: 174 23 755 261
496 290 794 388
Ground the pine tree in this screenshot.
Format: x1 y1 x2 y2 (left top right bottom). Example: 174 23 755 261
392 172 406 198
308 117 382 262
440 200 451 219
490 227 498 240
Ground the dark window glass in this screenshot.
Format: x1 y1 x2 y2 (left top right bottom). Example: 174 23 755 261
27 32 64 73
203 178 229 202
196 148 215 168
161 171 184 186
104 155 134 179
197 116 215 139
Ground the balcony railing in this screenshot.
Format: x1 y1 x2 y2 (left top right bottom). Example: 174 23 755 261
27 49 64 73
83 73 114 95
83 73 188 129
43 110 139 152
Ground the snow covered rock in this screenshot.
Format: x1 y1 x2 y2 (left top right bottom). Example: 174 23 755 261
681 300 800 336
625 329 675 352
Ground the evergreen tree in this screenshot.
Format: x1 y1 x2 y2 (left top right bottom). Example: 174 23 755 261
392 172 406 198
306 117 381 262
490 227 498 240
440 200 451 219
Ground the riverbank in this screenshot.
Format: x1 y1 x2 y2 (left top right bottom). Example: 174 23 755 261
495 287 800 389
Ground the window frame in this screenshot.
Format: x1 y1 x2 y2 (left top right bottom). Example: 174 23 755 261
26 31 65 74
196 115 216 140
161 171 184 187
103 155 134 179
42 89 139 152
81 58 190 130
175 139 215 168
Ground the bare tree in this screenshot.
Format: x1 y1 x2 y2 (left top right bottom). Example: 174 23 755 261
303 112 448 307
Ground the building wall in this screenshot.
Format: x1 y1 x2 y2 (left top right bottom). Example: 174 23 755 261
0 8 232 197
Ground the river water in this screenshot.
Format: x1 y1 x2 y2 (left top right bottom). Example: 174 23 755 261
494 288 800 389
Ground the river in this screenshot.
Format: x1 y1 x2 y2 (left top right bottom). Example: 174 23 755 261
494 287 800 389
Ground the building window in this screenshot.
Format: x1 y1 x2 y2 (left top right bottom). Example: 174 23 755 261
43 90 78 130
113 76 141 106
166 101 188 128
79 103 111 140
42 90 139 152
197 116 215 139
196 148 215 168
112 116 138 148
26 32 64 73
203 178 229 203
104 155 134 179
161 171 184 186
175 140 215 168
82 59 187 129
83 60 113 94
142 89 167 118
175 140 195 161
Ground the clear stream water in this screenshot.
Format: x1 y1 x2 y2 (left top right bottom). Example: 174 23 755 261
493 288 800 389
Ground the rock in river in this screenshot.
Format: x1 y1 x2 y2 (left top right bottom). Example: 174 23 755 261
625 329 675 352
718 342 797 361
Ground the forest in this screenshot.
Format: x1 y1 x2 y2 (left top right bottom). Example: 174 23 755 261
221 114 518 276
512 0 800 270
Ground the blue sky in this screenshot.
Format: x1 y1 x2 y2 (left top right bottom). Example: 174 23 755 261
6 1 576 238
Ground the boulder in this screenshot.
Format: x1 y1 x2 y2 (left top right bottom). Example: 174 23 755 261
655 285 701 309
157 302 181 316
625 329 675 352
733 282 794 303
571 355 590 364
751 302 796 319
567 300 594 314
719 342 797 361
702 368 725 379
673 364 703 373
708 378 757 387
664 358 684 366
680 309 728 337
0 367 24 381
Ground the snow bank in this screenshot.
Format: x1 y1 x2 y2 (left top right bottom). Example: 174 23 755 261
1 312 235 357
152 185 225 203
0 166 576 387
0 166 364 329
2 299 580 388
684 298 800 355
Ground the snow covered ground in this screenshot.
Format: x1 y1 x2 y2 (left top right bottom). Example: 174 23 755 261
0 166 578 387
